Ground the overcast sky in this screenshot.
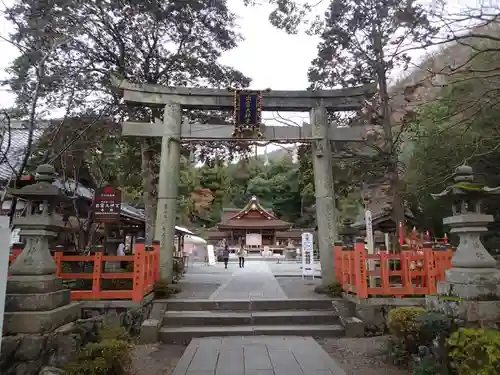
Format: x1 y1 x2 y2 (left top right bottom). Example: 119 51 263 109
0 0 479 147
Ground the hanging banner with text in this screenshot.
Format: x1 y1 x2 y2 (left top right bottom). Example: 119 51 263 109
93 186 122 223
301 232 314 279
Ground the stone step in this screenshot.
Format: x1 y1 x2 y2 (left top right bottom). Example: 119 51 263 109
162 310 338 327
158 324 345 344
162 298 333 311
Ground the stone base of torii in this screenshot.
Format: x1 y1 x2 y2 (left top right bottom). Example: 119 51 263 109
112 76 376 285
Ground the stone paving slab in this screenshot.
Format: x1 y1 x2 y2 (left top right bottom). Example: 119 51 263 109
172 336 346 375
209 262 287 300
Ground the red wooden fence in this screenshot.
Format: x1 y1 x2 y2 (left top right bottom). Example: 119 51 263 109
9 243 160 302
334 239 453 298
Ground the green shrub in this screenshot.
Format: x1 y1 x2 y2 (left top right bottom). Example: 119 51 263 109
386 335 412 367
99 326 130 341
448 328 500 375
65 325 132 375
417 312 455 342
65 339 131 375
153 279 181 298
412 357 440 375
387 307 427 361
416 312 458 374
324 282 343 297
388 307 426 339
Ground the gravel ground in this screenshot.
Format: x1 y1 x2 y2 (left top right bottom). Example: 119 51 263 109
131 343 186 375
318 336 409 375
276 276 330 299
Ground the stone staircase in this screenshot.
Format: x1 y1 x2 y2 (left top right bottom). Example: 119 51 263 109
141 299 354 344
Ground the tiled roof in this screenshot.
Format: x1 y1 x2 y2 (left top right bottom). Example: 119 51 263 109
0 128 44 180
218 218 290 228
0 123 149 224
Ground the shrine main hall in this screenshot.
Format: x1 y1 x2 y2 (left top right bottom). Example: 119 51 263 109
206 196 312 253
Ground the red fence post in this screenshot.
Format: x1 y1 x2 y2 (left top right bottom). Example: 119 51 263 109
379 251 389 295
354 238 368 298
92 252 103 299
400 250 413 295
423 241 437 294
54 252 63 277
132 248 145 302
334 241 343 283
152 240 160 283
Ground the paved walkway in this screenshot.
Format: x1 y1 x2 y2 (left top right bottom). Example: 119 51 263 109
209 262 288 300
172 336 346 375
170 262 346 375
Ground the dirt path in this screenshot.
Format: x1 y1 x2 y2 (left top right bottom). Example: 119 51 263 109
318 336 409 375
131 343 185 375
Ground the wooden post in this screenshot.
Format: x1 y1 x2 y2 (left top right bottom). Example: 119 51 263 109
334 241 343 283
92 252 103 299
354 238 368 298
379 251 389 296
311 105 337 285
54 252 62 277
155 103 181 282
132 248 145 302
423 242 436 294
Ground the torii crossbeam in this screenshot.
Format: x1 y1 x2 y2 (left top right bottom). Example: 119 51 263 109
112 76 376 285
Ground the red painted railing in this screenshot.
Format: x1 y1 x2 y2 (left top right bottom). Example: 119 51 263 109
9 243 160 302
334 240 453 298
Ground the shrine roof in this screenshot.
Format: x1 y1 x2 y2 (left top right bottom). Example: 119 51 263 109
217 196 290 229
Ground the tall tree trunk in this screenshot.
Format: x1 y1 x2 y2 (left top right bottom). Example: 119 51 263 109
373 28 405 248
141 138 157 246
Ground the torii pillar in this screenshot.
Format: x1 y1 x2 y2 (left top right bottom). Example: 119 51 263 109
311 105 336 284
155 103 182 282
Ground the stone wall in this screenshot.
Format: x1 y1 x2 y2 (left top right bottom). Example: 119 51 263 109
81 298 154 336
343 294 426 336
0 316 103 375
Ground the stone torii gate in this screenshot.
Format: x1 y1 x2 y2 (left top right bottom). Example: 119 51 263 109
112 77 375 284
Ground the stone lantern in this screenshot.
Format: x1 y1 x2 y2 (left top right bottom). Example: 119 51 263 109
4 164 80 335
428 164 500 325
284 239 297 260
339 218 357 244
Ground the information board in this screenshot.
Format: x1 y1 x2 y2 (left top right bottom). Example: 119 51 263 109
207 245 216 265
301 232 314 279
93 186 122 223
365 209 374 254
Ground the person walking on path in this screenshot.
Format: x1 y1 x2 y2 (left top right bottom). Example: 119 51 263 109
222 241 230 269
237 245 247 268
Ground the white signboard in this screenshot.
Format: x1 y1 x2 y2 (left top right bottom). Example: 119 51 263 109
301 232 314 279
365 210 374 254
246 233 262 247
207 245 216 266
0 217 11 353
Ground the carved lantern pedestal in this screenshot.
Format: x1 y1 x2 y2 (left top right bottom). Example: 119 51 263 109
426 165 500 327
4 164 81 335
